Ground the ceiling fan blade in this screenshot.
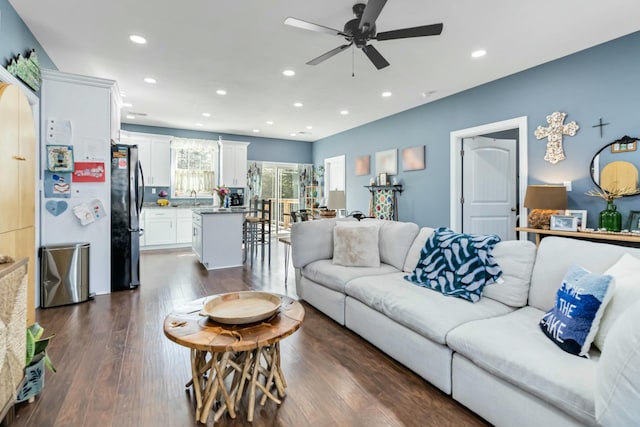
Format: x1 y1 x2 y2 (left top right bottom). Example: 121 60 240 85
285 17 348 37
362 44 390 70
307 44 352 65
359 0 388 31
376 23 444 41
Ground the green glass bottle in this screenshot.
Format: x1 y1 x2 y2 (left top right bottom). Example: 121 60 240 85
598 201 622 232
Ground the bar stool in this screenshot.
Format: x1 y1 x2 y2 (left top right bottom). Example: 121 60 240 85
244 199 272 265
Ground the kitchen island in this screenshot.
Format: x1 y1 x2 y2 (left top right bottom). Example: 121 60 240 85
192 207 250 270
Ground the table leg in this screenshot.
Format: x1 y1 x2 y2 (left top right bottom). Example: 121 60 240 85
283 242 291 288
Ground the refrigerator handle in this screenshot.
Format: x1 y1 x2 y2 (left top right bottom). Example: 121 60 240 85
137 160 145 213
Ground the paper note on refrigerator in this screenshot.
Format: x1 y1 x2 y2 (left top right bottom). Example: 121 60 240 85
46 118 72 144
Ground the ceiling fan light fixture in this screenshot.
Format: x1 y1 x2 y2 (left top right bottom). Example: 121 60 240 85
472 49 487 58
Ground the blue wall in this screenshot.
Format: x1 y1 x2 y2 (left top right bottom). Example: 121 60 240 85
314 31 640 229
0 0 56 70
121 124 312 164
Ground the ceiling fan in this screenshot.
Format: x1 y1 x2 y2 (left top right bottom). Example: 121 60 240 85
284 0 443 70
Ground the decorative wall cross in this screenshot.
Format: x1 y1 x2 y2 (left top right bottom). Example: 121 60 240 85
592 117 610 138
534 111 579 164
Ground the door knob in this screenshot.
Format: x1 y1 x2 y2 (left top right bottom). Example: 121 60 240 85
511 208 517 212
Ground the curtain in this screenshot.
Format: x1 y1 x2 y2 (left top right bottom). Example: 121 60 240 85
171 137 217 196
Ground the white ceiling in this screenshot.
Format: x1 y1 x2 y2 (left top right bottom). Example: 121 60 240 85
10 0 640 142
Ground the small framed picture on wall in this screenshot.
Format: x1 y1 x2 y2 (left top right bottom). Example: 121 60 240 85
375 149 397 176
355 155 370 176
402 146 425 171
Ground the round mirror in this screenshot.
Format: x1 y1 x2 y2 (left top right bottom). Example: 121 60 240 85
590 135 640 197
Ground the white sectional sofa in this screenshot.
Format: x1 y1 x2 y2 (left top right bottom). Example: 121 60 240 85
290 218 640 427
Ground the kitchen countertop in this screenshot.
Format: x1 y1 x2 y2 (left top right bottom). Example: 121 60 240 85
192 207 251 215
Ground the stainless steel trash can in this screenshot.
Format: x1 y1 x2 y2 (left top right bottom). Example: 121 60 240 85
40 242 91 308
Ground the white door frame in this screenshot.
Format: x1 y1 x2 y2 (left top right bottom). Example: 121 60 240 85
450 116 528 239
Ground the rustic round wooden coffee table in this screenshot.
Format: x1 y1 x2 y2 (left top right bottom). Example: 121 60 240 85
163 293 304 423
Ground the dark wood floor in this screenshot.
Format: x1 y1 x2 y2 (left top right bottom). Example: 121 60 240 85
12 241 489 427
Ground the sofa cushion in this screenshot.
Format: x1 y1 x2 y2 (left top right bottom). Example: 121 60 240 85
594 253 640 351
528 237 640 311
482 240 537 307
447 306 598 425
345 272 513 344
302 259 398 294
403 227 435 273
291 219 337 268
539 265 614 357
377 220 419 270
596 299 640 426
405 227 502 302
333 222 380 267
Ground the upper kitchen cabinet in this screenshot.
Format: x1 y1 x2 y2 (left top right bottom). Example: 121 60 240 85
219 140 249 188
121 131 171 187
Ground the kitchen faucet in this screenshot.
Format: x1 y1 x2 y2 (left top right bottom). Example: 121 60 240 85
190 190 198 206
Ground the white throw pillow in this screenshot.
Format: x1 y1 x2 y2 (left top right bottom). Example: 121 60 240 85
332 223 380 267
594 253 640 350
595 299 640 426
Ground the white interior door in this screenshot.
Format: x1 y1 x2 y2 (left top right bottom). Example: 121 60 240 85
462 136 517 240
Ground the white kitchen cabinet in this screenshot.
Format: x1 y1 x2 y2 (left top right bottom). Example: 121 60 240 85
143 209 175 246
176 209 193 244
192 213 203 260
139 210 146 246
219 140 249 188
193 211 244 269
121 131 171 187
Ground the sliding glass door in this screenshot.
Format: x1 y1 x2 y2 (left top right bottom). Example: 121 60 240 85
261 163 301 234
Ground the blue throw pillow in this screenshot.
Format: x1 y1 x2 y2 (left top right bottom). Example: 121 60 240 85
404 227 502 303
540 265 615 357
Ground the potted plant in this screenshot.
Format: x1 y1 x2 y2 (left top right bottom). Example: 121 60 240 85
16 323 56 403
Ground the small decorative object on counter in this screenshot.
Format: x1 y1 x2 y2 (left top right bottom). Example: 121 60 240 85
586 187 626 232
215 185 230 207
158 190 168 197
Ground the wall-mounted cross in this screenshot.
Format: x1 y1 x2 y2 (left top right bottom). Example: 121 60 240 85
534 112 580 164
592 117 610 138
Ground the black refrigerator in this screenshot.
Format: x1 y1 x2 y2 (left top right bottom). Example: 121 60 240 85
111 143 144 291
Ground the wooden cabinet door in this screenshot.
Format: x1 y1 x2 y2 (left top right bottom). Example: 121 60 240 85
0 84 20 234
18 91 36 229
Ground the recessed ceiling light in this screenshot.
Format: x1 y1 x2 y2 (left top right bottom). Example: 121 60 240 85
381 91 392 97
196 123 203 127
216 89 227 95
266 120 274 125
129 35 147 44
340 110 349 115
282 70 296 77
126 114 135 119
290 133 297 136
202 112 211 117
144 77 156 84
253 129 260 133
293 102 303 107
306 125 313 130
471 49 487 58
122 102 133 108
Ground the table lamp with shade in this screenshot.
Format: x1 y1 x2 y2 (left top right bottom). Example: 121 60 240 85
327 190 346 217
524 185 568 229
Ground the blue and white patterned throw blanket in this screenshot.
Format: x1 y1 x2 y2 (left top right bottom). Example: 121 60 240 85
405 227 502 302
